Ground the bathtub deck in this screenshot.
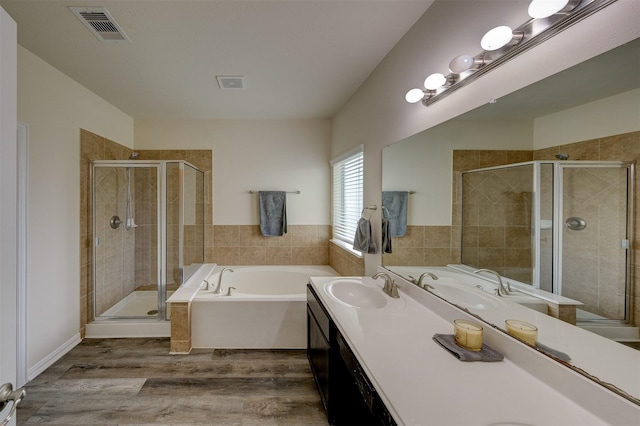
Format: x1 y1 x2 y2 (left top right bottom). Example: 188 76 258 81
17 338 328 425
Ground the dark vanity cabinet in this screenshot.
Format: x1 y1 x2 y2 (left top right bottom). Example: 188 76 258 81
307 284 396 426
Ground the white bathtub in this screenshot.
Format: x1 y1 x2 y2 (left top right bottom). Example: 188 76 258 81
191 265 338 349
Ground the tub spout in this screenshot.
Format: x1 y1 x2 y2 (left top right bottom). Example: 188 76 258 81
211 267 234 294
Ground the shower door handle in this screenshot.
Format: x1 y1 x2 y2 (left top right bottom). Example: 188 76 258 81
565 217 586 231
110 215 123 229
0 383 26 426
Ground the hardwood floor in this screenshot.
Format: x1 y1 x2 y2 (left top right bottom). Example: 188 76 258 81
17 338 328 425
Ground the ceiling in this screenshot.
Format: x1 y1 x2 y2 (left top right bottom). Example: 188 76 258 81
0 0 434 120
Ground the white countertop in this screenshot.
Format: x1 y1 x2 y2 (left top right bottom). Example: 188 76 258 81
309 274 639 426
385 265 640 402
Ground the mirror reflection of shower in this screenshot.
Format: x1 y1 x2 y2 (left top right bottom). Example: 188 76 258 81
460 160 634 327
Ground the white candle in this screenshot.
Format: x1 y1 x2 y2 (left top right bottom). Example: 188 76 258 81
505 319 538 346
454 319 483 351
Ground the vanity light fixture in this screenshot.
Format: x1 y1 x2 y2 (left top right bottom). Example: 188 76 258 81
448 54 485 74
424 73 455 90
404 0 617 107
480 26 523 51
405 88 427 103
528 0 580 18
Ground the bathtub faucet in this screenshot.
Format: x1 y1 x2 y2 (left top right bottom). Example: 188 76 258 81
211 267 234 294
472 268 511 296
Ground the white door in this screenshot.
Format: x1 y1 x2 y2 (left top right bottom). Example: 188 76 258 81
1 6 19 426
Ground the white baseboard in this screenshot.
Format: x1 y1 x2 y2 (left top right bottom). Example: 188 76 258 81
27 333 81 381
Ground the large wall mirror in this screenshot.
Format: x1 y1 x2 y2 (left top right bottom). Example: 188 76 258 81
382 38 640 403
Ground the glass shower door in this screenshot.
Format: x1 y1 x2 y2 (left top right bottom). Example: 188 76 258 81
558 164 632 323
93 164 161 319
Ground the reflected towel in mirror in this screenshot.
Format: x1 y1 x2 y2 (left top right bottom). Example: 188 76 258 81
382 191 408 236
382 208 392 253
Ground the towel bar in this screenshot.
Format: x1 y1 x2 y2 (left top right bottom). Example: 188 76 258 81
249 190 300 194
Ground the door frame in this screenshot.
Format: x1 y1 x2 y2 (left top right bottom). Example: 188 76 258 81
16 123 28 387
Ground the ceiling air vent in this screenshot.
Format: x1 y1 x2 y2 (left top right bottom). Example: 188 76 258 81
69 6 131 43
216 76 246 90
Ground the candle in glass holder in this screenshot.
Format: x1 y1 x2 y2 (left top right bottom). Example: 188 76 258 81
505 319 538 346
453 319 483 351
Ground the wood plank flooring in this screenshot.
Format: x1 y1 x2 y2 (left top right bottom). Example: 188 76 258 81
17 338 328 425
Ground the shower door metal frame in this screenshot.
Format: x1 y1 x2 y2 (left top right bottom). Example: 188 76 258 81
552 161 634 325
91 161 165 321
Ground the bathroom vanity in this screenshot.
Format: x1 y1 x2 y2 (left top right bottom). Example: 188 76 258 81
307 284 395 425
307 273 639 425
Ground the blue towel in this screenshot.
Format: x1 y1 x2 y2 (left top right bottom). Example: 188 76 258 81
382 191 408 237
259 191 287 236
352 217 378 254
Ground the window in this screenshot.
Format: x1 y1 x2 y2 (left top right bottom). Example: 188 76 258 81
331 145 363 245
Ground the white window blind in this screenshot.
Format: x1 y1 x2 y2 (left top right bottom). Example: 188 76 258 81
331 147 363 245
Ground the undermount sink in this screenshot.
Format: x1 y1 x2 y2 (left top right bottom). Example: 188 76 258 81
326 279 388 309
428 283 505 310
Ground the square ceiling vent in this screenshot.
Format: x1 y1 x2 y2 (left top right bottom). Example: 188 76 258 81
216 76 246 90
69 6 131 43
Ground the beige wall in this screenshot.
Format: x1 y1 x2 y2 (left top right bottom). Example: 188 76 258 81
534 89 640 148
135 119 334 268
135 119 331 226
17 46 134 372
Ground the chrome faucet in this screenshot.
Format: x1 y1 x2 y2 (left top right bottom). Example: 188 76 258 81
210 267 234 294
410 272 439 290
372 272 399 298
472 268 511 296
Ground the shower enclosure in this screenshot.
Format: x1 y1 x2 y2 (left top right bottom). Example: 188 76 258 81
461 160 634 325
91 160 205 321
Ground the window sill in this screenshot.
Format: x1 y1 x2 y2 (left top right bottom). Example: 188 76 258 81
330 239 363 258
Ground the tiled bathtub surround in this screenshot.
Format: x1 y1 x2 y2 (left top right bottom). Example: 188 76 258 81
209 225 331 265
329 241 365 276
382 225 458 266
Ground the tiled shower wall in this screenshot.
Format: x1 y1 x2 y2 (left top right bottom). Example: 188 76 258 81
80 130 137 336
459 161 536 283
92 167 136 315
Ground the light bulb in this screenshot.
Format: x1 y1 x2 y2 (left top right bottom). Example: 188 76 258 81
528 0 570 18
449 54 476 73
405 88 425 103
481 26 514 51
424 73 447 90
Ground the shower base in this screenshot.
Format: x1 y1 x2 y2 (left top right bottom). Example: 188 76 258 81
85 290 173 338
578 309 640 348
579 323 640 343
